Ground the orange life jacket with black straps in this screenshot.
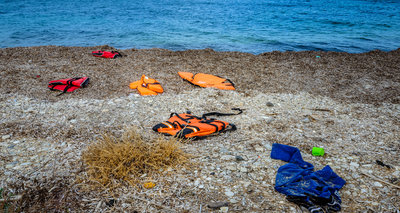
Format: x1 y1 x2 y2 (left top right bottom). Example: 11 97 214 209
48 77 89 96
178 72 235 90
152 108 243 139
129 75 164 96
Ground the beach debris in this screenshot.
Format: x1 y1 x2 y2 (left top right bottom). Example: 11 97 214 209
81 127 188 189
143 182 156 189
312 147 325 156
308 108 332 112
361 172 400 189
271 143 345 212
303 115 317 123
375 160 392 169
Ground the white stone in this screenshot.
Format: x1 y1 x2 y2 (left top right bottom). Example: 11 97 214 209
2 135 11 140
242 181 251 188
255 147 264 152
227 165 236 171
240 167 248 173
350 162 359 167
219 207 229 213
221 155 235 161
229 199 238 204
225 189 234 197
373 182 383 187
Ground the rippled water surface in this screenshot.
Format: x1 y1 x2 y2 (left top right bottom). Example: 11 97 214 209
1 0 400 53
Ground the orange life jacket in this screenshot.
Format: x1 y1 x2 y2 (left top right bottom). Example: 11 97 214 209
178 72 235 90
153 108 242 139
48 77 89 96
129 75 164 96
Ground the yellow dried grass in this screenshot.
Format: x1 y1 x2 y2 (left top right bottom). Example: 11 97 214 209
82 127 188 189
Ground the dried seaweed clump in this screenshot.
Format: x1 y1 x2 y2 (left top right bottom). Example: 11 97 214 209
82 128 188 189
1 178 83 213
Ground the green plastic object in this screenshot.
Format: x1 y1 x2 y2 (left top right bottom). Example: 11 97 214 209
312 147 325 156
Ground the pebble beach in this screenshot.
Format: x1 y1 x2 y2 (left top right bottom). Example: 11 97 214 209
0 46 399 212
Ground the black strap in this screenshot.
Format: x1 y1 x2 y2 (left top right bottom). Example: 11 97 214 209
53 77 82 96
225 78 235 87
169 112 202 123
202 108 243 119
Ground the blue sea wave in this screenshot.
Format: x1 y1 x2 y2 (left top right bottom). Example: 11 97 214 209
0 0 399 53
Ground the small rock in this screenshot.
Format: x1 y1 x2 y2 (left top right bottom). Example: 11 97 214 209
221 155 235 161
220 207 229 213
106 199 115 207
235 155 245 161
225 189 234 197
255 147 264 152
2 135 11 140
263 143 272 151
266 102 274 107
207 201 229 209
373 182 383 187
194 179 201 186
227 165 236 171
242 181 251 188
229 199 238 204
350 162 359 167
239 167 248 173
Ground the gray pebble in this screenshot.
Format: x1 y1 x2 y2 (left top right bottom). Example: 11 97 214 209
235 155 245 161
207 201 229 209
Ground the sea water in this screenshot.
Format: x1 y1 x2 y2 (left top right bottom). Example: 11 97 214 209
1 0 399 54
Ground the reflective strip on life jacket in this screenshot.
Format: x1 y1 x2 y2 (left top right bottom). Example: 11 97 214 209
178 72 235 90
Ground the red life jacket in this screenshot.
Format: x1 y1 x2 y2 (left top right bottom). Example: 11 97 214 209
153 108 242 139
92 50 122 59
48 77 89 96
